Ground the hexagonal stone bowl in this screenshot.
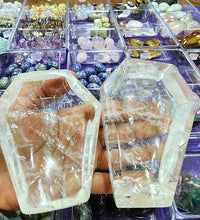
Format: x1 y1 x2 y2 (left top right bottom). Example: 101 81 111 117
0 70 102 214
100 58 199 208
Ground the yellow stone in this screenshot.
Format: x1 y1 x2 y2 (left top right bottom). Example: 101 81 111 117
57 3 66 10
126 39 143 46
144 39 160 46
130 50 140 58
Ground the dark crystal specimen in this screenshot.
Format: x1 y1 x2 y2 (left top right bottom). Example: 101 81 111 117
130 208 156 218
73 202 92 220
175 173 200 215
89 194 106 217
106 194 126 216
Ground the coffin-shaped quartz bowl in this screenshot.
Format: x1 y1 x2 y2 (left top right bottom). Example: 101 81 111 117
0 70 102 214
100 58 199 208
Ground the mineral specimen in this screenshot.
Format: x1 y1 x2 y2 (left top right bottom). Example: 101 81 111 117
175 173 200 214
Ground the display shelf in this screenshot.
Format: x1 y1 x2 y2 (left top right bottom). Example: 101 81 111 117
0 0 200 219
67 4 125 53
0 49 67 94
149 0 200 50
8 0 67 50
67 49 128 99
110 0 180 47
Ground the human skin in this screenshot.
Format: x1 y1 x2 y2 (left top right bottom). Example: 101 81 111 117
0 76 171 211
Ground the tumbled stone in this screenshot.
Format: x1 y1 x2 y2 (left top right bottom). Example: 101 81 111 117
175 173 200 214
144 39 161 46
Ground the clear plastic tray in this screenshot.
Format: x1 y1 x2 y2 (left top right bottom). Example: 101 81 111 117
0 70 102 214
67 8 125 51
112 1 179 47
0 0 24 50
185 49 200 73
9 0 67 50
149 0 200 49
68 0 110 22
67 50 129 99
0 49 67 95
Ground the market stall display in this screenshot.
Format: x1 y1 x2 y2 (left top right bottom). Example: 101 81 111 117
0 0 200 219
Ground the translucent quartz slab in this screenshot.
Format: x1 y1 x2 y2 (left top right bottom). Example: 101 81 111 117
100 58 199 208
0 70 101 214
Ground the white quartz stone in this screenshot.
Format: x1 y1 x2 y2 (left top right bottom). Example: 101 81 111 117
159 2 169 12
152 2 159 9
166 3 182 12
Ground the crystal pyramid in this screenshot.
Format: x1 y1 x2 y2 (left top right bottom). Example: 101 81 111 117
100 58 199 208
0 70 102 214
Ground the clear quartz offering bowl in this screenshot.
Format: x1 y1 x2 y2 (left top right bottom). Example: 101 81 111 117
0 70 102 214
100 58 199 208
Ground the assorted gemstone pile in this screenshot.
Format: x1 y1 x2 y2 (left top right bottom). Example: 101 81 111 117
71 62 112 89
72 3 109 21
0 60 59 89
0 1 22 49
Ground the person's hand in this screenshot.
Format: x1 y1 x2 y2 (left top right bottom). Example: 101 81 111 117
0 75 172 211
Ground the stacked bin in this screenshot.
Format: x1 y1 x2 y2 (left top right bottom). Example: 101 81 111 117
1 0 200 219
149 1 200 219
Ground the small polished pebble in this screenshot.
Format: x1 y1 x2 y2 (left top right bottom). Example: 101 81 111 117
9 75 17 84
21 62 33 72
26 67 36 72
5 64 18 76
0 76 9 89
98 72 109 82
72 63 82 72
49 67 57 70
11 68 23 76
37 68 46 71
77 70 87 80
87 82 100 89
79 79 88 87
84 67 97 77
34 63 47 71
0 37 8 48
93 62 106 73
144 39 161 46
76 52 87 63
47 61 59 69
126 38 143 46
88 75 102 86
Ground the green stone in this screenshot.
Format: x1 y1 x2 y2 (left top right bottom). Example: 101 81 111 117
0 37 7 49
175 173 200 214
